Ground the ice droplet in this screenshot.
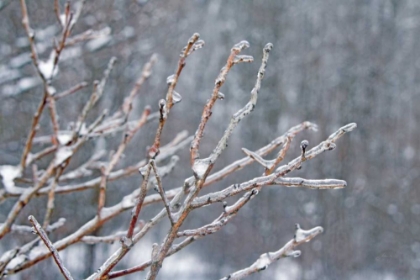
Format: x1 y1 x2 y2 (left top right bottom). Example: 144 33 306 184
172 91 182 104
166 74 175 85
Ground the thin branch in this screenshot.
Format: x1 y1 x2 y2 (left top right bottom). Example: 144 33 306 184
190 40 250 164
28 215 74 280
150 161 174 225
55 81 88 100
273 177 347 189
220 225 324 280
148 33 202 159
191 123 356 209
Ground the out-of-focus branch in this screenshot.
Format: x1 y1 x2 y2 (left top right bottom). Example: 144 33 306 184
220 225 324 280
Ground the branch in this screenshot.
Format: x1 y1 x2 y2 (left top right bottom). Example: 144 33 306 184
150 161 174 225
190 40 251 164
220 225 324 280
28 215 74 280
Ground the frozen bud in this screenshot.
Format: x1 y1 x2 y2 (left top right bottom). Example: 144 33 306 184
300 140 309 151
232 40 250 52
264 43 274 52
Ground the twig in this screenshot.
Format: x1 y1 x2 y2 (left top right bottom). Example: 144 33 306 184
54 81 88 100
190 40 251 164
273 177 347 189
191 123 356 209
28 215 74 280
150 161 174 225
148 33 202 159
220 225 323 280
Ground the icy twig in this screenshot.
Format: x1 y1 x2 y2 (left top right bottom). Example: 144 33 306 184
150 161 174 225
81 222 143 244
178 189 259 238
55 81 88 100
148 33 202 159
121 54 157 117
0 218 65 235
220 225 323 280
191 123 356 209
75 57 117 138
273 177 347 189
28 215 74 280
43 167 64 228
190 40 251 164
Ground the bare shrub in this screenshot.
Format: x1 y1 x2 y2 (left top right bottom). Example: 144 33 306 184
0 1 356 279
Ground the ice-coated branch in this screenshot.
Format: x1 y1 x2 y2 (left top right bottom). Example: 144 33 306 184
150 161 174 225
148 33 202 159
28 215 74 280
207 43 273 167
191 123 356 209
273 177 347 189
190 40 251 164
220 225 324 280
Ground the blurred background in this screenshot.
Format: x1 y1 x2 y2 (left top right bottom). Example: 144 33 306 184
0 0 419 279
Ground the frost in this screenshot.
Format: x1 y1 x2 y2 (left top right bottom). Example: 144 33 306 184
217 91 225 100
172 91 182 104
39 52 58 80
166 74 175 85
255 253 270 270
57 131 73 145
54 146 73 167
0 165 22 192
192 158 211 179
5 254 27 270
121 195 134 209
